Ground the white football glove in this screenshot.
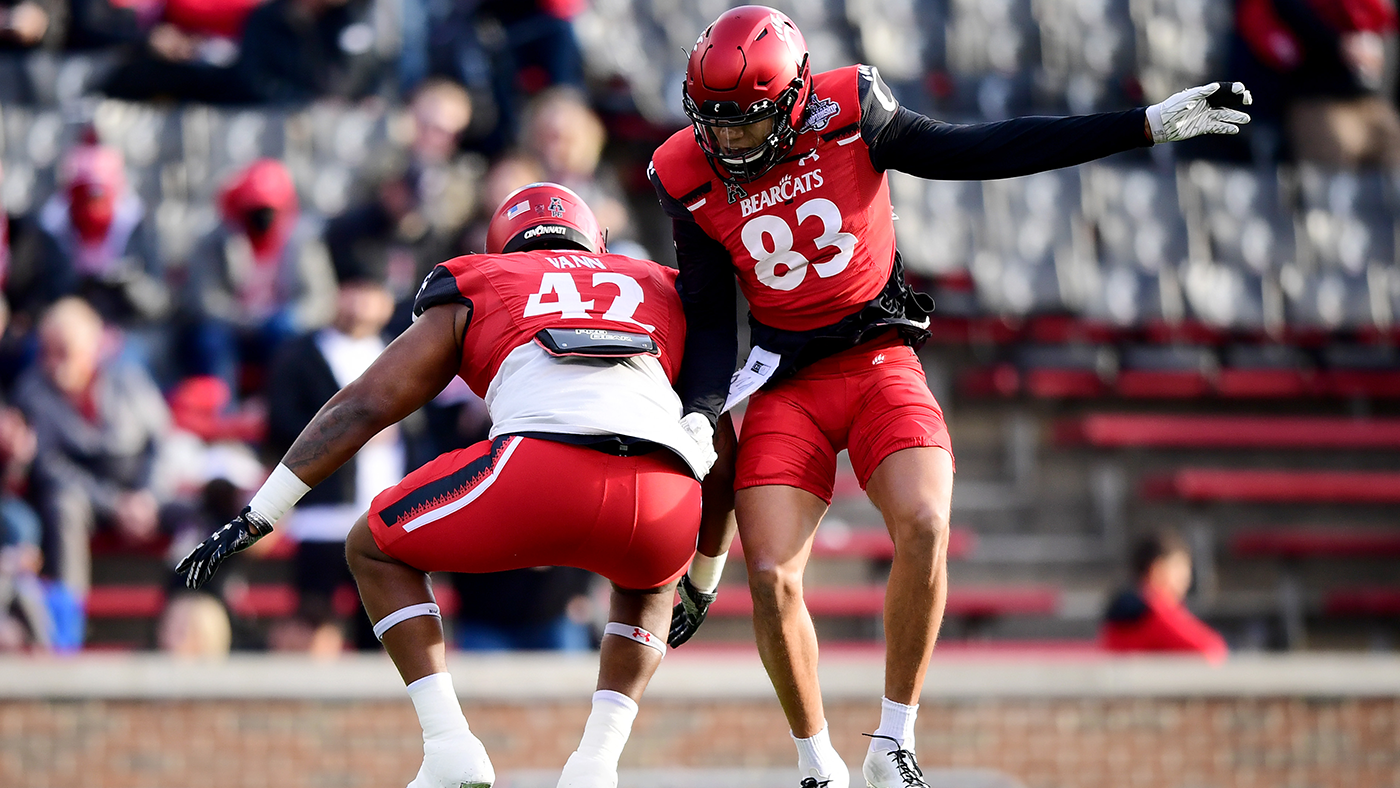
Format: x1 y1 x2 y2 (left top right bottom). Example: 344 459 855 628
679 412 718 478
1146 82 1253 144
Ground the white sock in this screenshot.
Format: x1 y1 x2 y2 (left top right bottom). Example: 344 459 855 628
574 689 639 766
793 722 842 777
406 673 470 742
870 697 918 753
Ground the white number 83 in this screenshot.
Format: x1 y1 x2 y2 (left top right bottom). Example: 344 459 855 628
741 197 856 291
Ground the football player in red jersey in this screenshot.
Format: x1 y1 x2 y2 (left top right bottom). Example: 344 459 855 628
177 183 729 788
650 7 1252 788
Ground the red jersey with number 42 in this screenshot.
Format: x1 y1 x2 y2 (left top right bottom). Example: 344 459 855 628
413 250 686 397
650 65 896 333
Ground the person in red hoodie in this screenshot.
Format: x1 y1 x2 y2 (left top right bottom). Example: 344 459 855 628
179 158 336 393
1101 530 1228 662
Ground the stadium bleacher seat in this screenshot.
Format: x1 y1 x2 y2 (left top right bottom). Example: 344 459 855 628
1323 588 1400 617
944 0 1039 117
977 171 1084 315
1129 0 1234 103
1032 0 1136 113
1142 469 1400 504
1232 529 1400 559
1057 414 1400 450
1115 345 1214 398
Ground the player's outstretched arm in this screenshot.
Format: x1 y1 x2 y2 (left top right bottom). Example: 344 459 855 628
859 65 1250 181
279 304 467 486
177 304 469 589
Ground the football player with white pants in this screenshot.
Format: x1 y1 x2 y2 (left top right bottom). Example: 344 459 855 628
178 182 729 788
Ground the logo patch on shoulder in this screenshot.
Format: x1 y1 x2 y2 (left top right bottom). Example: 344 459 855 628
803 96 841 133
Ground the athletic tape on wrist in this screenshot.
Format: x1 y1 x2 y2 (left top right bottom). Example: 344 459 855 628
687 551 727 594
603 622 666 655
248 463 311 524
373 602 441 641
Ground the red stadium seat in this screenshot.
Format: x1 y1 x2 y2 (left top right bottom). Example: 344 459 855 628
1143 469 1400 504
1024 369 1107 399
225 584 299 618
1323 588 1400 616
85 585 166 618
1114 370 1212 399
1232 529 1400 559
1320 370 1400 399
1057 414 1400 450
1214 368 1315 398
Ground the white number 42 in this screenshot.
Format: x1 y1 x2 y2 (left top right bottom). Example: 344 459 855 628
523 272 655 332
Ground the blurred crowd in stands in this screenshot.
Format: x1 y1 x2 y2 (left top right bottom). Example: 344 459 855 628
0 0 614 655
0 0 1395 657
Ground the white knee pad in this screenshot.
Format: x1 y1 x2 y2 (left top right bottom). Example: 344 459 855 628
373 602 441 641
602 622 666 656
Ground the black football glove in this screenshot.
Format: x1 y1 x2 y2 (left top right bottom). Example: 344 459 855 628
668 573 717 647
176 506 274 590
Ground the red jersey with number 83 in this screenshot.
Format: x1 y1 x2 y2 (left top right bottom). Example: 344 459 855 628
650 65 896 332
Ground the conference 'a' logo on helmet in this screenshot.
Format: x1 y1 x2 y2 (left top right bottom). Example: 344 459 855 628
549 196 566 218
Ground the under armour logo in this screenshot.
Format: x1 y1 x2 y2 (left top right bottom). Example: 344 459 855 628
799 149 820 166
872 354 886 365
633 628 652 642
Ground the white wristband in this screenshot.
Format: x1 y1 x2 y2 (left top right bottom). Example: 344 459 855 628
248 463 311 524
687 551 728 594
1145 103 1165 143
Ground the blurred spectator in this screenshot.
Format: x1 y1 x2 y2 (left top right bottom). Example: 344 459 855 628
266 263 403 654
422 0 584 153
522 88 632 241
32 144 169 329
451 567 597 651
1101 531 1228 662
0 291 45 650
0 0 61 50
15 298 170 596
100 0 262 103
68 0 154 49
0 508 49 652
180 158 336 392
158 592 232 658
325 81 478 325
234 0 383 105
1238 0 1400 166
461 153 544 253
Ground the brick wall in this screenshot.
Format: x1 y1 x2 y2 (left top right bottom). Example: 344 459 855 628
4 696 1398 788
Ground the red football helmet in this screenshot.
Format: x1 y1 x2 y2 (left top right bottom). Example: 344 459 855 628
485 182 605 255
683 6 811 184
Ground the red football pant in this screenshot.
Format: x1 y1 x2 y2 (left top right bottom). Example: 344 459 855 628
368 435 701 590
737 334 954 503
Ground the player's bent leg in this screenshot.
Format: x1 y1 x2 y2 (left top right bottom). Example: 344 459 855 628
557 581 673 788
859 447 954 788
346 516 494 788
737 484 849 787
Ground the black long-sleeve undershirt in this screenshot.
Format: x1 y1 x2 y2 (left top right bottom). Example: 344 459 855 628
668 207 737 427
867 105 1152 179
